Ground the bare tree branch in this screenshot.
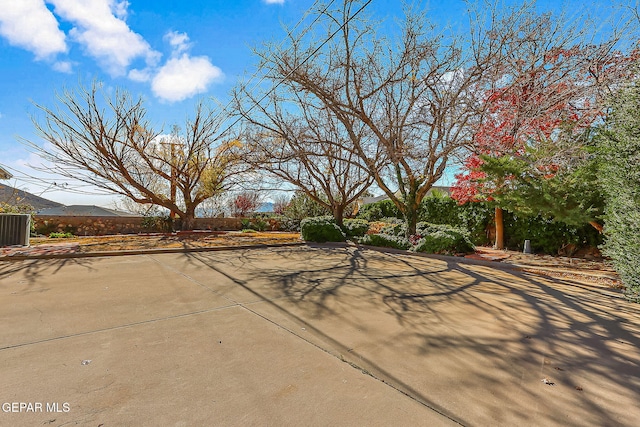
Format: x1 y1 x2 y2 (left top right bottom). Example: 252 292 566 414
24 81 248 230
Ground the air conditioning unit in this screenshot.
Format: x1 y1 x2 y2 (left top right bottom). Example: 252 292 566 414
0 214 31 246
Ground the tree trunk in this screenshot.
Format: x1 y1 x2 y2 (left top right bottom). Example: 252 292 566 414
333 204 345 227
494 206 505 249
181 210 196 231
404 191 419 237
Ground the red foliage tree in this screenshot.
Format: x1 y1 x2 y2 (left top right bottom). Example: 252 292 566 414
453 44 637 248
230 191 261 217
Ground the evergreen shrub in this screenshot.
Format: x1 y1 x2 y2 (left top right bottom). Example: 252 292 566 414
598 85 640 301
360 220 473 255
342 219 369 238
356 199 401 221
359 233 410 250
300 216 346 243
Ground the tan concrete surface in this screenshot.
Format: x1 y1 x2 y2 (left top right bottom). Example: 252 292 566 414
1 245 639 426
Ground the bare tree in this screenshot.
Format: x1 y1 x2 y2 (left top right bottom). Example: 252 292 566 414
252 0 636 236
272 193 290 215
196 194 229 218
111 196 166 217
26 82 245 230
234 84 376 226
252 0 510 235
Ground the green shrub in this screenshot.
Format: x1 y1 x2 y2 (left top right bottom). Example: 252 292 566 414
300 216 346 243
416 222 459 235
360 220 473 254
412 228 474 255
597 84 640 301
274 215 301 232
502 212 602 254
456 202 494 246
283 191 332 220
357 199 401 221
241 218 268 232
49 232 75 239
342 219 369 238
358 196 600 255
141 215 172 232
359 233 410 250
241 229 258 233
380 221 407 237
418 197 463 225
440 199 599 253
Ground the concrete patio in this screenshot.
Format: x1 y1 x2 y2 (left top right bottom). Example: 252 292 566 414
1 245 639 426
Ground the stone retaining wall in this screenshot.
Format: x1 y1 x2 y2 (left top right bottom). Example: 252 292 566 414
32 215 275 236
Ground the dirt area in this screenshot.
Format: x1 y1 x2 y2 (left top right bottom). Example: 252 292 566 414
1 233 620 288
1 231 301 257
466 247 620 288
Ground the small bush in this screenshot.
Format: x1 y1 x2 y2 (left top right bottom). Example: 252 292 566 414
380 221 407 237
241 229 258 233
412 223 474 255
49 232 75 239
253 219 267 232
415 222 467 237
413 230 474 255
270 215 300 232
360 220 473 255
241 218 268 232
141 215 172 232
359 233 410 250
342 219 369 238
300 216 346 243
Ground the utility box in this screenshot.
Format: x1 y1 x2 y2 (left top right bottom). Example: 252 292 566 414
0 214 31 246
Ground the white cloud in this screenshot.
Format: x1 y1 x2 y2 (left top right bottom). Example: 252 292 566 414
128 68 152 82
52 60 73 73
0 0 67 59
263 0 285 4
0 0 224 103
151 54 223 102
164 31 191 55
48 0 159 76
111 0 129 20
148 30 224 102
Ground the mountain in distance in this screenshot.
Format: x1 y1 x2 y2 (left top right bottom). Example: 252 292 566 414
257 202 274 213
0 184 63 210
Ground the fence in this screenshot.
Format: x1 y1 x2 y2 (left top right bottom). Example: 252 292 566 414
31 215 276 236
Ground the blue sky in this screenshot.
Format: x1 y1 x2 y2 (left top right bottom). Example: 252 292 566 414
0 0 630 206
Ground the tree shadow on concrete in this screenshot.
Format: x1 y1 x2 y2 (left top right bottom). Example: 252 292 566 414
182 244 640 426
0 256 96 286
